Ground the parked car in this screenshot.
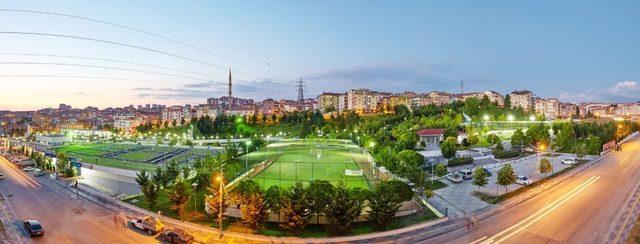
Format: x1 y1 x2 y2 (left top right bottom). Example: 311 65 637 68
129 216 164 235
561 158 578 165
23 166 35 172
481 168 492 177
0 172 4 180
23 219 45 237
446 172 463 183
160 228 194 244
32 169 46 177
458 169 473 180
516 175 532 185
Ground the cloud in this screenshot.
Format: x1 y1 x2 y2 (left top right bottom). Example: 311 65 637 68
608 81 638 92
559 80 639 103
305 63 464 95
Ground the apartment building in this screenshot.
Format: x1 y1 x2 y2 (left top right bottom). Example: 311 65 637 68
534 98 560 119
509 90 534 111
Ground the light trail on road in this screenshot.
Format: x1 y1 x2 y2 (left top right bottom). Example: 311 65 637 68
0 157 41 188
478 175 601 244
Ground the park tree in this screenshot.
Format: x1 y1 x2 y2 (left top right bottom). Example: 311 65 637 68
463 97 481 115
205 175 229 228
324 184 366 236
434 163 448 177
307 180 335 224
232 180 267 230
511 129 526 150
586 135 602 155
135 170 151 191
169 181 190 218
143 180 159 211
394 105 412 119
504 94 511 108
165 161 180 184
539 158 552 177
279 182 311 234
574 141 587 159
472 167 488 192
396 132 419 150
555 123 575 150
396 150 425 170
496 164 517 195
367 180 413 230
440 136 457 159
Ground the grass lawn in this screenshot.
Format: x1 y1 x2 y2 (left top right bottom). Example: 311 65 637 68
245 139 373 190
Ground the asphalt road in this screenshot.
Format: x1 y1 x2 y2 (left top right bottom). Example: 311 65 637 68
426 136 640 244
0 156 156 244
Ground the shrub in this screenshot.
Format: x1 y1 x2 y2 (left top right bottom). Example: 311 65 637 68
493 150 520 159
447 157 473 166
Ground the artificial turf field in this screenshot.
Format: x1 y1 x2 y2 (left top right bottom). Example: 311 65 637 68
241 139 374 190
55 143 213 171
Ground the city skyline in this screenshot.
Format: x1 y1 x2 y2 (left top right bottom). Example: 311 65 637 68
1 0 639 110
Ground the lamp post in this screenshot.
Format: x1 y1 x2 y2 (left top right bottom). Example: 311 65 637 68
192 182 198 212
244 140 252 171
216 174 224 238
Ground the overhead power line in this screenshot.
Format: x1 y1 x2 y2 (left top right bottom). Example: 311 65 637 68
0 74 187 86
0 31 243 73
0 61 227 84
0 52 219 77
0 8 270 76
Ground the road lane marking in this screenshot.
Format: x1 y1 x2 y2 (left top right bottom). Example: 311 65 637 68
470 236 487 244
493 176 600 243
480 176 600 244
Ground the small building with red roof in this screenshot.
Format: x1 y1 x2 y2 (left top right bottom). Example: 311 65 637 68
416 128 445 150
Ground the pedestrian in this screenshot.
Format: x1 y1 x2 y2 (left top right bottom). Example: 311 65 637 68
465 217 471 229
74 180 78 188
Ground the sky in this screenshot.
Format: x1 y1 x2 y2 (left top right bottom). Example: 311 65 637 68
0 0 638 110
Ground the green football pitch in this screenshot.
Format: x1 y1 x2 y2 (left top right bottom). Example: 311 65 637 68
240 139 374 190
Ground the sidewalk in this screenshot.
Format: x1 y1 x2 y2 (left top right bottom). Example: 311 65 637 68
0 186 29 244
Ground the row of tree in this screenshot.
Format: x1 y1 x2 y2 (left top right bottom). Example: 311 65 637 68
220 179 413 235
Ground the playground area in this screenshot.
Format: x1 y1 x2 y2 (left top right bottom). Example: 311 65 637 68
236 139 384 190
54 143 215 171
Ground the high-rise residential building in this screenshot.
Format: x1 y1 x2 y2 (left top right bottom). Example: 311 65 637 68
559 102 577 119
346 89 383 114
509 90 534 111
534 98 560 119
317 92 344 112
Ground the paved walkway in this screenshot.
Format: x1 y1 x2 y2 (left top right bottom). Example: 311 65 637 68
0 186 29 244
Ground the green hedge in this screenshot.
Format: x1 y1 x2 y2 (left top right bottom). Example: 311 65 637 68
493 150 520 159
447 157 473 166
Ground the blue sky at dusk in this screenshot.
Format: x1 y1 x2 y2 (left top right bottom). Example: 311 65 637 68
0 0 638 110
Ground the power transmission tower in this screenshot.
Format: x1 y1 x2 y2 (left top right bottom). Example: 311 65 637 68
296 78 305 103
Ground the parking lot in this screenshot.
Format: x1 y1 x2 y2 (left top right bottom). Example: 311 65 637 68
428 153 592 217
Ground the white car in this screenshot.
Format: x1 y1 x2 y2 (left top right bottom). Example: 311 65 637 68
446 173 463 183
23 166 35 172
458 169 473 180
561 158 578 165
516 175 532 185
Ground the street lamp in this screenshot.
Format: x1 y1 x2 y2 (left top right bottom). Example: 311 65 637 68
529 115 536 122
215 174 224 237
244 140 252 171
483 114 490 121
192 182 198 212
507 115 514 121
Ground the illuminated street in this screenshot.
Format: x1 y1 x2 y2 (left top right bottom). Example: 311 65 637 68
0 156 154 243
422 136 640 243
